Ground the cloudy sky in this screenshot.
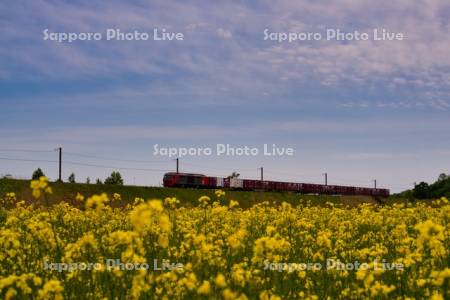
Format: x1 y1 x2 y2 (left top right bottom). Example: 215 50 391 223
1 0 450 192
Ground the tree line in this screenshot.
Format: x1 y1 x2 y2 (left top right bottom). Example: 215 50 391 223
397 173 450 199
31 168 124 185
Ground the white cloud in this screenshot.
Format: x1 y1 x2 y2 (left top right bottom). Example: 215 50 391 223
216 28 232 39
338 100 450 111
1 0 450 109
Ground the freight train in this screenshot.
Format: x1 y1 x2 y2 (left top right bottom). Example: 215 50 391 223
163 172 390 197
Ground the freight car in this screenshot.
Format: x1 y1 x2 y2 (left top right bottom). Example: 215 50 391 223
163 172 390 197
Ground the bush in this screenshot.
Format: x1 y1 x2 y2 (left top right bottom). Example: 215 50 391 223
68 173 76 184
32 168 45 180
104 171 123 185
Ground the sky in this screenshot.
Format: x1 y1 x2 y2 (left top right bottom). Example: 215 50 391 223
1 0 450 192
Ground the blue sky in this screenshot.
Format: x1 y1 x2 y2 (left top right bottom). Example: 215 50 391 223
1 0 450 191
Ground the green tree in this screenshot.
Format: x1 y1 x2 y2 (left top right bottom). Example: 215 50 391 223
398 173 450 199
430 173 450 198
68 173 76 184
86 177 91 184
437 173 448 182
227 172 240 179
104 171 123 185
413 182 429 199
96 178 103 185
32 168 45 180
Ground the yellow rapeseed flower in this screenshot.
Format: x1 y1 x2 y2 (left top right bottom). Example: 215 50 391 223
198 195 211 207
229 200 239 209
215 189 226 198
197 280 211 295
215 273 227 288
37 280 64 300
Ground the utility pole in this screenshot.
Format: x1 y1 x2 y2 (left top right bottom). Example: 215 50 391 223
58 147 62 182
373 179 377 189
258 167 263 181
323 172 328 185
176 158 179 173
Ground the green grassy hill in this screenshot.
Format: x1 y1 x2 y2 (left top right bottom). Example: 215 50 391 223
0 178 380 208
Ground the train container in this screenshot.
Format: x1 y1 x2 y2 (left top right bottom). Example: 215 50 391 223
162 172 390 197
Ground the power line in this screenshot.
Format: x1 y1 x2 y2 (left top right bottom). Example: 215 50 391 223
0 151 413 189
0 157 171 173
0 153 261 175
64 160 171 172
265 170 312 177
0 157 57 163
0 149 53 153
261 171 382 186
0 149 352 180
181 161 256 172
63 151 171 164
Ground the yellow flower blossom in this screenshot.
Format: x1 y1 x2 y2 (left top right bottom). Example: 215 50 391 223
164 197 179 209
85 193 109 210
215 273 227 288
75 193 84 202
113 193 121 201
215 189 226 198
37 280 63 300
197 280 211 295
198 195 211 207
0 190 448 299
430 292 444 300
229 200 239 208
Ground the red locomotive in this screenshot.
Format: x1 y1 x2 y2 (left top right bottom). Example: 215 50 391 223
163 172 390 197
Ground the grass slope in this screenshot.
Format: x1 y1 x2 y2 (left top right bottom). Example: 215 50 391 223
0 178 379 208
